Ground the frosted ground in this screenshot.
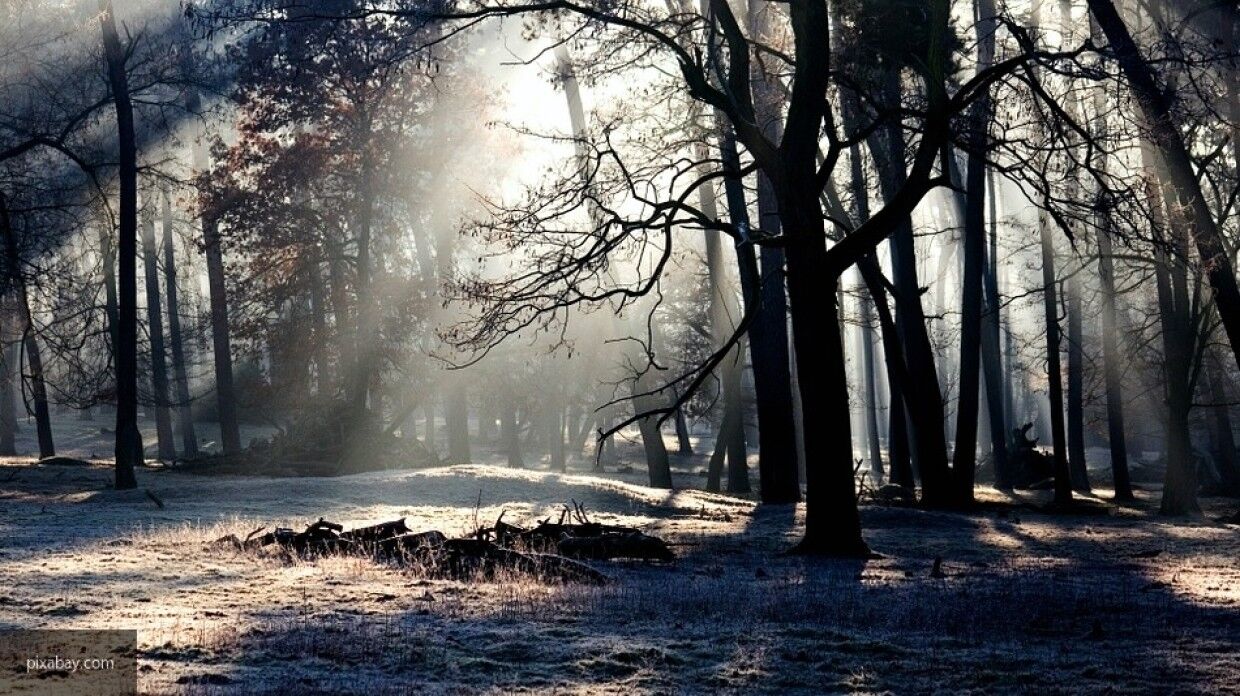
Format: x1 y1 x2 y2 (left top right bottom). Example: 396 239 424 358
0 419 1237 694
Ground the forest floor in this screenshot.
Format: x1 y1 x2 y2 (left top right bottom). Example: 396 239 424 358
0 419 1237 694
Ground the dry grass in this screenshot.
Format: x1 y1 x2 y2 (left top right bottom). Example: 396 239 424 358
0 458 1236 694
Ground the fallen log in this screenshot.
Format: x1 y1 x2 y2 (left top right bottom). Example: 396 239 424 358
215 517 607 584
556 532 675 562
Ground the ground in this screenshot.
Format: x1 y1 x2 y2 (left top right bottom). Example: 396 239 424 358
0 419 1237 694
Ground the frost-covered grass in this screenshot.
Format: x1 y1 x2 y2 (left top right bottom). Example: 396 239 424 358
0 440 1237 694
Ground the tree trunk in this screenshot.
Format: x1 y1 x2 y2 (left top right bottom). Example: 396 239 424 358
1096 223 1133 499
673 402 693 455
1038 212 1073 505
742 1 802 504
858 287 884 485
785 231 868 557
1066 273 1091 491
141 201 175 460
100 0 140 487
981 169 1010 489
0 194 53 459
867 72 951 506
0 340 14 455
633 370 673 488
696 139 749 494
162 189 197 457
1206 350 1240 496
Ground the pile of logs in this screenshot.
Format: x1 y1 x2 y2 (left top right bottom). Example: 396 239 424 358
214 503 673 585
477 502 675 563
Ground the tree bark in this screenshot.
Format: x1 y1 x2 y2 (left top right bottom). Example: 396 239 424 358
743 0 802 504
162 189 197 456
1096 224 1133 499
0 193 53 459
141 201 175 460
1038 211 1073 505
100 0 140 487
1066 273 1090 491
0 340 14 455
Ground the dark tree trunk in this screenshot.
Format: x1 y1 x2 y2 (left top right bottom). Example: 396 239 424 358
0 341 15 455
981 171 1010 489
1038 213 1073 505
202 220 240 456
673 402 693 455
867 72 951 506
1096 223 1133 499
100 0 140 487
857 256 914 488
697 140 749 494
1066 274 1091 491
0 194 53 459
743 2 802 504
1206 351 1240 496
951 137 991 504
141 203 175 460
162 189 197 456
785 231 867 557
858 288 884 485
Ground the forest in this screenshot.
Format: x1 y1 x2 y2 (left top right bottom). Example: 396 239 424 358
0 0 1237 693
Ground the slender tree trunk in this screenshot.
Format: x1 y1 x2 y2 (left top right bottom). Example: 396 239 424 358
100 0 140 487
1038 212 1073 505
1096 225 1133 499
743 2 801 504
1066 273 1091 491
867 73 951 506
0 340 14 455
1206 350 1240 496
162 189 197 456
696 140 749 494
858 287 884 485
673 401 693 455
0 194 53 459
141 202 175 460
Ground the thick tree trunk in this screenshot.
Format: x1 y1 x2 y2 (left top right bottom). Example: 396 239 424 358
162 189 197 456
1154 245 1199 515
141 203 175 460
633 371 673 488
785 230 868 557
100 0 140 487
